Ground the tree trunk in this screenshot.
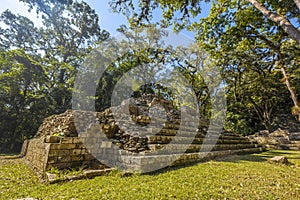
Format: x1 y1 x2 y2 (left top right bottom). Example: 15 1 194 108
247 0 300 45
280 66 300 120
293 0 300 10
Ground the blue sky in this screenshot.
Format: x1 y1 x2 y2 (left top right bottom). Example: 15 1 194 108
0 0 211 37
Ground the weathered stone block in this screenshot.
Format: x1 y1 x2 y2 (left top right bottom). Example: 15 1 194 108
20 140 29 156
60 137 73 144
269 156 289 164
49 149 70 156
72 137 83 144
100 142 112 148
81 148 90 154
72 149 82 155
50 143 76 150
45 136 61 143
84 154 96 161
47 156 58 164
84 169 112 178
57 155 71 162
71 155 84 162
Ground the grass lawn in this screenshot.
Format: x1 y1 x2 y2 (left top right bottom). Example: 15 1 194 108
1 150 300 199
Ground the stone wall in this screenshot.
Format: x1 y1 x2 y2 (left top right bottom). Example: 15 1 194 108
24 138 48 171
23 136 104 171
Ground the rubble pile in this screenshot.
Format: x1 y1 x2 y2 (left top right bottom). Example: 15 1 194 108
36 94 191 153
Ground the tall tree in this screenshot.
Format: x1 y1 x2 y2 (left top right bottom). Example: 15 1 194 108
0 0 109 152
93 25 212 116
111 0 300 45
195 1 300 120
0 49 47 152
110 0 300 128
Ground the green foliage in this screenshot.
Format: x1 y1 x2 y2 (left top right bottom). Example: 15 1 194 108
49 166 84 178
197 0 300 132
94 26 212 119
52 132 65 137
109 0 300 134
49 167 61 175
225 112 255 135
0 49 49 152
0 0 108 153
291 106 300 115
110 0 208 31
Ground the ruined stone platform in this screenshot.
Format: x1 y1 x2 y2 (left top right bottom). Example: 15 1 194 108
248 129 300 150
22 94 265 173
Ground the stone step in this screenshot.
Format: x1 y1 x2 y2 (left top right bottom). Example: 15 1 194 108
289 132 300 140
289 137 300 141
290 132 300 135
110 122 199 136
121 147 265 172
154 129 250 140
116 118 208 130
146 136 253 145
218 135 250 140
265 144 300 150
287 146 300 150
279 144 300 149
163 123 203 132
147 143 261 154
278 145 300 150
116 123 200 134
143 128 191 136
132 117 208 127
290 140 300 144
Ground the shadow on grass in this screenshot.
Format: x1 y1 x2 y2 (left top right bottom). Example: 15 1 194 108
146 161 207 176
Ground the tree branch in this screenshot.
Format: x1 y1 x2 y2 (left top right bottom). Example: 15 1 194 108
293 0 300 10
246 0 300 45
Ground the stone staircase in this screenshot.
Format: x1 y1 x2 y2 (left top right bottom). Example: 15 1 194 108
276 133 300 150
82 118 265 173
118 140 264 172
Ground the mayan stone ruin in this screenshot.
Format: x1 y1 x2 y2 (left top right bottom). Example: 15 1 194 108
22 94 265 173
248 128 300 150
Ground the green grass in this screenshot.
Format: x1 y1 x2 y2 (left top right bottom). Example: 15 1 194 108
1 150 300 199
